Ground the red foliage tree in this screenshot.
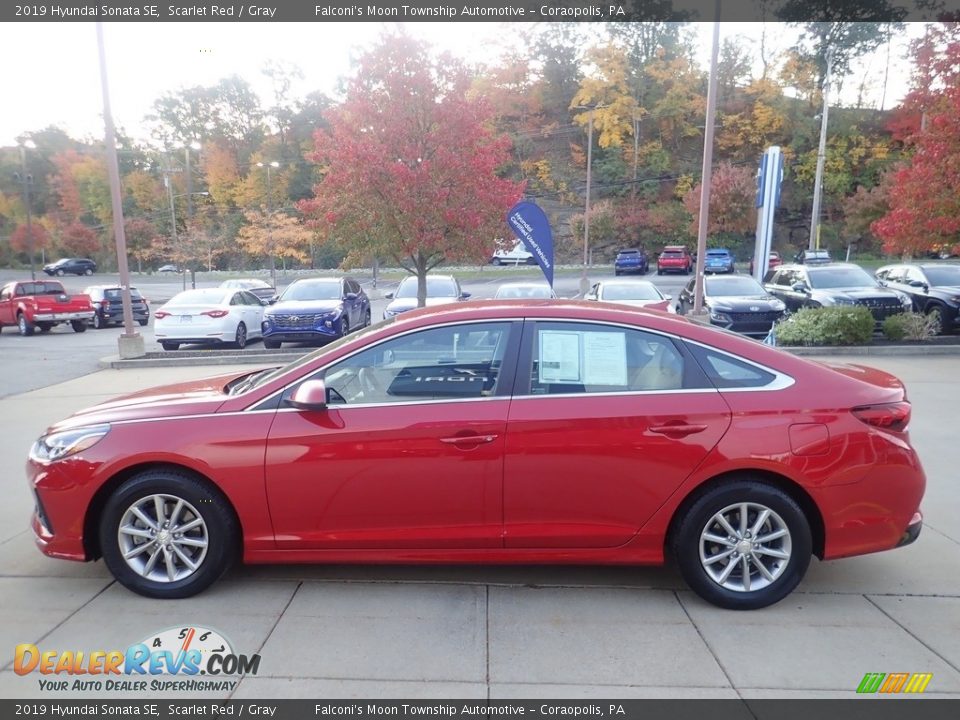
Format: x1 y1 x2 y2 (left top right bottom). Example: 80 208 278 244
682 162 756 239
58 221 99 257
10 223 50 254
299 34 525 306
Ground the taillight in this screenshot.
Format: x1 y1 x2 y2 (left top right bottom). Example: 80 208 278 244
202 309 229 318
852 402 911 431
154 311 170 319
102 300 110 310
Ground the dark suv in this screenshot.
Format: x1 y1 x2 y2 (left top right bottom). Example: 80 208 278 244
614 248 648 275
794 249 832 265
876 263 960 335
83 285 150 329
43 258 97 276
764 263 911 327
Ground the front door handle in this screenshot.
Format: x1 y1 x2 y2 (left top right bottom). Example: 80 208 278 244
440 434 498 446
649 424 708 438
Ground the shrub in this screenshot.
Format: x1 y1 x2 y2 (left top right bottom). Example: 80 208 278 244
882 312 938 341
774 306 875 346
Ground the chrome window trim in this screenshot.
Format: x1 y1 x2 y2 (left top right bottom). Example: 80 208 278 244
682 338 796 392
243 317 524 411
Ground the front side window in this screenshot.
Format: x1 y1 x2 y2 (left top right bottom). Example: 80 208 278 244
525 322 690 395
318 322 513 405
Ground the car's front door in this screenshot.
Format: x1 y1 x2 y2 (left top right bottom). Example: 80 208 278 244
502 321 730 548
264 320 521 549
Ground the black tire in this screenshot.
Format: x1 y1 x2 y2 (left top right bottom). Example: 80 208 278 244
672 479 812 610
38 323 53 333
491 258 503 266
18 313 35 336
93 313 106 330
364 309 372 327
98 469 239 599
341 317 350 336
264 339 281 349
161 341 180 351
525 257 537 265
927 304 948 335
71 320 87 333
56 269 65 277
138 318 149 327
234 322 247 349
657 269 663 276
84 268 94 276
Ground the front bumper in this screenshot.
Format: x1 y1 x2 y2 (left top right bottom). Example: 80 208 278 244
897 512 923 548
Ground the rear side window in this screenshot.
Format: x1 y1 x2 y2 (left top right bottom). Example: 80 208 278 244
685 343 777 389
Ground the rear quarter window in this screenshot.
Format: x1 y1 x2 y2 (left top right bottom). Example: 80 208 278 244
685 343 778 389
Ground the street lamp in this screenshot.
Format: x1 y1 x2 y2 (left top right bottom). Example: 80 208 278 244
13 139 37 280
572 106 600 298
164 182 209 290
175 141 202 218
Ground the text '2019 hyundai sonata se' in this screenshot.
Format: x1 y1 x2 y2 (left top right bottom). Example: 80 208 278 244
27 301 925 609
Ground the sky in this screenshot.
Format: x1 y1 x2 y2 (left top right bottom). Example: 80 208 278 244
0 21 922 148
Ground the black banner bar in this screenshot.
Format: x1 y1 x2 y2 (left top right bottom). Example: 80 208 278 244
2 699 959 720
4 0 960 23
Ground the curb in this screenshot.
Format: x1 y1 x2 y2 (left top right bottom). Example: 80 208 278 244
99 342 960 370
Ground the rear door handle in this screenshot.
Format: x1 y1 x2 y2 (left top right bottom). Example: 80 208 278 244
440 434 499 445
649 424 708 437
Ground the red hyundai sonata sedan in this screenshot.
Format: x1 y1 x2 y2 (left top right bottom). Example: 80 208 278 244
27 301 925 609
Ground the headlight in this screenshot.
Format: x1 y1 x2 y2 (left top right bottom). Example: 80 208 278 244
30 424 110 463
832 297 856 306
709 308 732 322
896 293 912 308
326 304 344 316
383 308 398 318
770 299 786 311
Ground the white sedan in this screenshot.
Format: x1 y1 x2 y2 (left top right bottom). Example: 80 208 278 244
154 288 265 351
585 280 674 312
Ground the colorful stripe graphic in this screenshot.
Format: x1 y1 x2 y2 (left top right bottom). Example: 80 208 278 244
857 672 933 694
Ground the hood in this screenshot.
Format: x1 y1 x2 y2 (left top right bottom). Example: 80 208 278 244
386 297 459 313
707 295 782 311
817 287 901 301
268 299 343 313
606 299 669 310
45 371 247 433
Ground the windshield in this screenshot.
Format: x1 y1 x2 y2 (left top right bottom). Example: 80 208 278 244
280 281 342 301
496 285 553 299
396 277 458 298
923 266 960 286
706 277 766 296
166 289 230 307
618 250 640 257
706 250 730 256
232 316 397 394
600 283 661 301
808 267 876 289
223 279 269 289
18 282 65 295
104 288 144 300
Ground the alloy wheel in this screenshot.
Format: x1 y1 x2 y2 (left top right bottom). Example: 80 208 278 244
699 502 792 593
116 494 209 584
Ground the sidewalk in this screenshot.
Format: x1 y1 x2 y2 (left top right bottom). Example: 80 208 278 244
1 359 958 699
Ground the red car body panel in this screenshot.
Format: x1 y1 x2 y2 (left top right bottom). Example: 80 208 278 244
27 301 925 574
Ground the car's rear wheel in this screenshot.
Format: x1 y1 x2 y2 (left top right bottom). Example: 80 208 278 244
927 304 948 335
234 322 247 349
673 480 812 610
71 320 87 333
99 469 238 599
138 318 148 327
161 341 180 351
492 258 502 266
93 313 106 330
18 313 35 336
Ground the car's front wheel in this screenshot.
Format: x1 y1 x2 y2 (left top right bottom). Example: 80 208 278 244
264 339 281 349
673 479 812 610
161 341 180 351
99 469 238 599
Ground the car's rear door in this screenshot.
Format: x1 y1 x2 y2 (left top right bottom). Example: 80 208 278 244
502 320 730 548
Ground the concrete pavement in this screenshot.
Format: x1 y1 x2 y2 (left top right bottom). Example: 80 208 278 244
0 358 958 699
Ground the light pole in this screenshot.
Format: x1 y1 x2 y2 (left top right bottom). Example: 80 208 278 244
164 182 209 291
810 48 834 251
13 139 37 280
178 141 202 219
257 161 280 286
572 106 600 298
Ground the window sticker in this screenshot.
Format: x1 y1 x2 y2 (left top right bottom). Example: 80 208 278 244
539 331 581 383
582 331 627 386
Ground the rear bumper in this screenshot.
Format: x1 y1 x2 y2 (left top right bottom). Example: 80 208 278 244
32 311 95 322
897 512 923 548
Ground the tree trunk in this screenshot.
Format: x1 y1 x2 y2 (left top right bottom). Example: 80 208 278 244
415 252 428 308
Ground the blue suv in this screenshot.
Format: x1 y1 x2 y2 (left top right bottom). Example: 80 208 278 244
262 277 370 349
704 248 735 274
614 248 649 276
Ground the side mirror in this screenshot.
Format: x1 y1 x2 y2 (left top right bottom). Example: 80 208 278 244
908 279 925 288
384 292 394 300
663 294 673 302
460 292 472 300
288 379 328 411
791 282 808 293
345 292 357 300
268 296 279 304
260 298 271 306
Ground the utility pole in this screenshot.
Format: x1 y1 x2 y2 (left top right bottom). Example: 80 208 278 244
809 48 834 251
163 170 184 291
258 161 280 287
693 16 722 315
580 109 594 299
14 143 36 280
96 22 144 358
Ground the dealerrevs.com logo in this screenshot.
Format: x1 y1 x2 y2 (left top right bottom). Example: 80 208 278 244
14 626 261 693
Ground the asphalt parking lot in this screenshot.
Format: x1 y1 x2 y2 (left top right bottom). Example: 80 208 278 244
0 354 958 700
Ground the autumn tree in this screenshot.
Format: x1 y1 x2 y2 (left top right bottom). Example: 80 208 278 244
237 209 312 282
682 162 756 246
300 34 524 307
